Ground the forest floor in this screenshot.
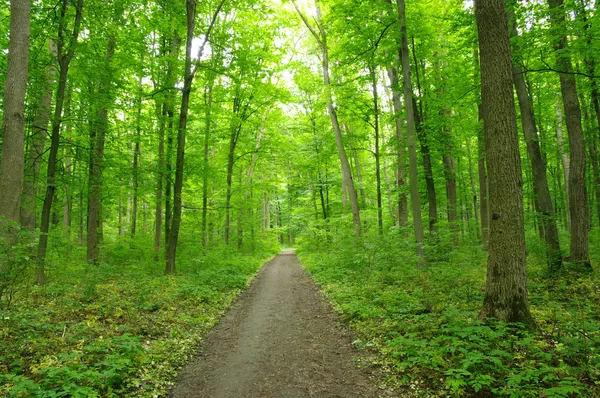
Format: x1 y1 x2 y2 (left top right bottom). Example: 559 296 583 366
168 249 393 398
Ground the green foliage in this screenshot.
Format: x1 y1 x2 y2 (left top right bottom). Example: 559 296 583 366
0 237 278 397
297 228 600 396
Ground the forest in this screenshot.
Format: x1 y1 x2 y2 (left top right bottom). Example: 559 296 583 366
1 0 599 396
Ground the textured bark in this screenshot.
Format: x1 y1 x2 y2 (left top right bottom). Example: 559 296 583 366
510 20 562 272
548 0 590 267
0 0 30 234
386 65 409 227
465 137 480 239
397 0 425 260
37 0 83 284
555 102 570 229
476 0 536 329
21 40 55 231
478 105 489 249
87 36 116 265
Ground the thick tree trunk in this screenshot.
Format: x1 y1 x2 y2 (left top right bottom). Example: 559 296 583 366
465 137 480 239
37 0 83 284
397 0 425 260
87 36 116 265
0 0 30 235
475 0 536 329
510 19 562 272
225 121 241 246
548 0 590 268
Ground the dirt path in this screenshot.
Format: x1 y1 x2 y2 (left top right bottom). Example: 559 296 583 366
169 249 390 398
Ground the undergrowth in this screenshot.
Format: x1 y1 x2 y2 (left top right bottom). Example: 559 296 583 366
0 233 278 397
297 225 600 397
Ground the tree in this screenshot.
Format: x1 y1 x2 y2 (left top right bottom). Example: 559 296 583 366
476 0 535 329
0 0 30 234
293 0 362 237
165 0 225 274
547 0 590 268
395 0 424 260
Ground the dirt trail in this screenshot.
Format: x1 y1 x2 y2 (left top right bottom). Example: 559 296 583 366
169 249 390 398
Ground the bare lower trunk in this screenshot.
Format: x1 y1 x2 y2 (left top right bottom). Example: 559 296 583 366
476 0 535 329
153 102 166 261
555 102 570 230
0 0 30 235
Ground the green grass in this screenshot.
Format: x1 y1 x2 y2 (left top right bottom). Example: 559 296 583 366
0 235 278 397
297 226 600 397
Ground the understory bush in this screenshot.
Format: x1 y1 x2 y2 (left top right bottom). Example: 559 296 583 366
297 226 600 397
0 233 278 397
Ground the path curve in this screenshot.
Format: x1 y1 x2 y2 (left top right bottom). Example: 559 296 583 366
169 249 389 398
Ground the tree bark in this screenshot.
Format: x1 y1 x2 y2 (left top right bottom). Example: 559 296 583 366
132 76 143 238
397 0 425 260
547 0 590 268
476 0 536 329
0 0 30 235
555 102 570 229
510 18 562 273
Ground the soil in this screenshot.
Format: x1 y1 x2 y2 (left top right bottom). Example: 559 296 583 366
168 249 393 398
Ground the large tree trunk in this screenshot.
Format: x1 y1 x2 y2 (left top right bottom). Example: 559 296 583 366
510 18 562 273
36 0 83 284
0 0 30 234
476 0 536 329
555 102 570 229
397 0 425 260
21 40 55 231
547 0 590 268
477 105 489 248
87 36 116 265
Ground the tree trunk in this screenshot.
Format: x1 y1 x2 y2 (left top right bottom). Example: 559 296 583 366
370 66 384 235
475 0 536 329
21 40 55 231
397 0 425 260
510 18 562 272
153 101 166 261
201 84 213 247
386 65 409 227
294 1 361 236
555 102 570 229
0 0 30 235
132 76 142 238
548 0 590 268
87 36 115 265
165 0 224 273
37 0 83 284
